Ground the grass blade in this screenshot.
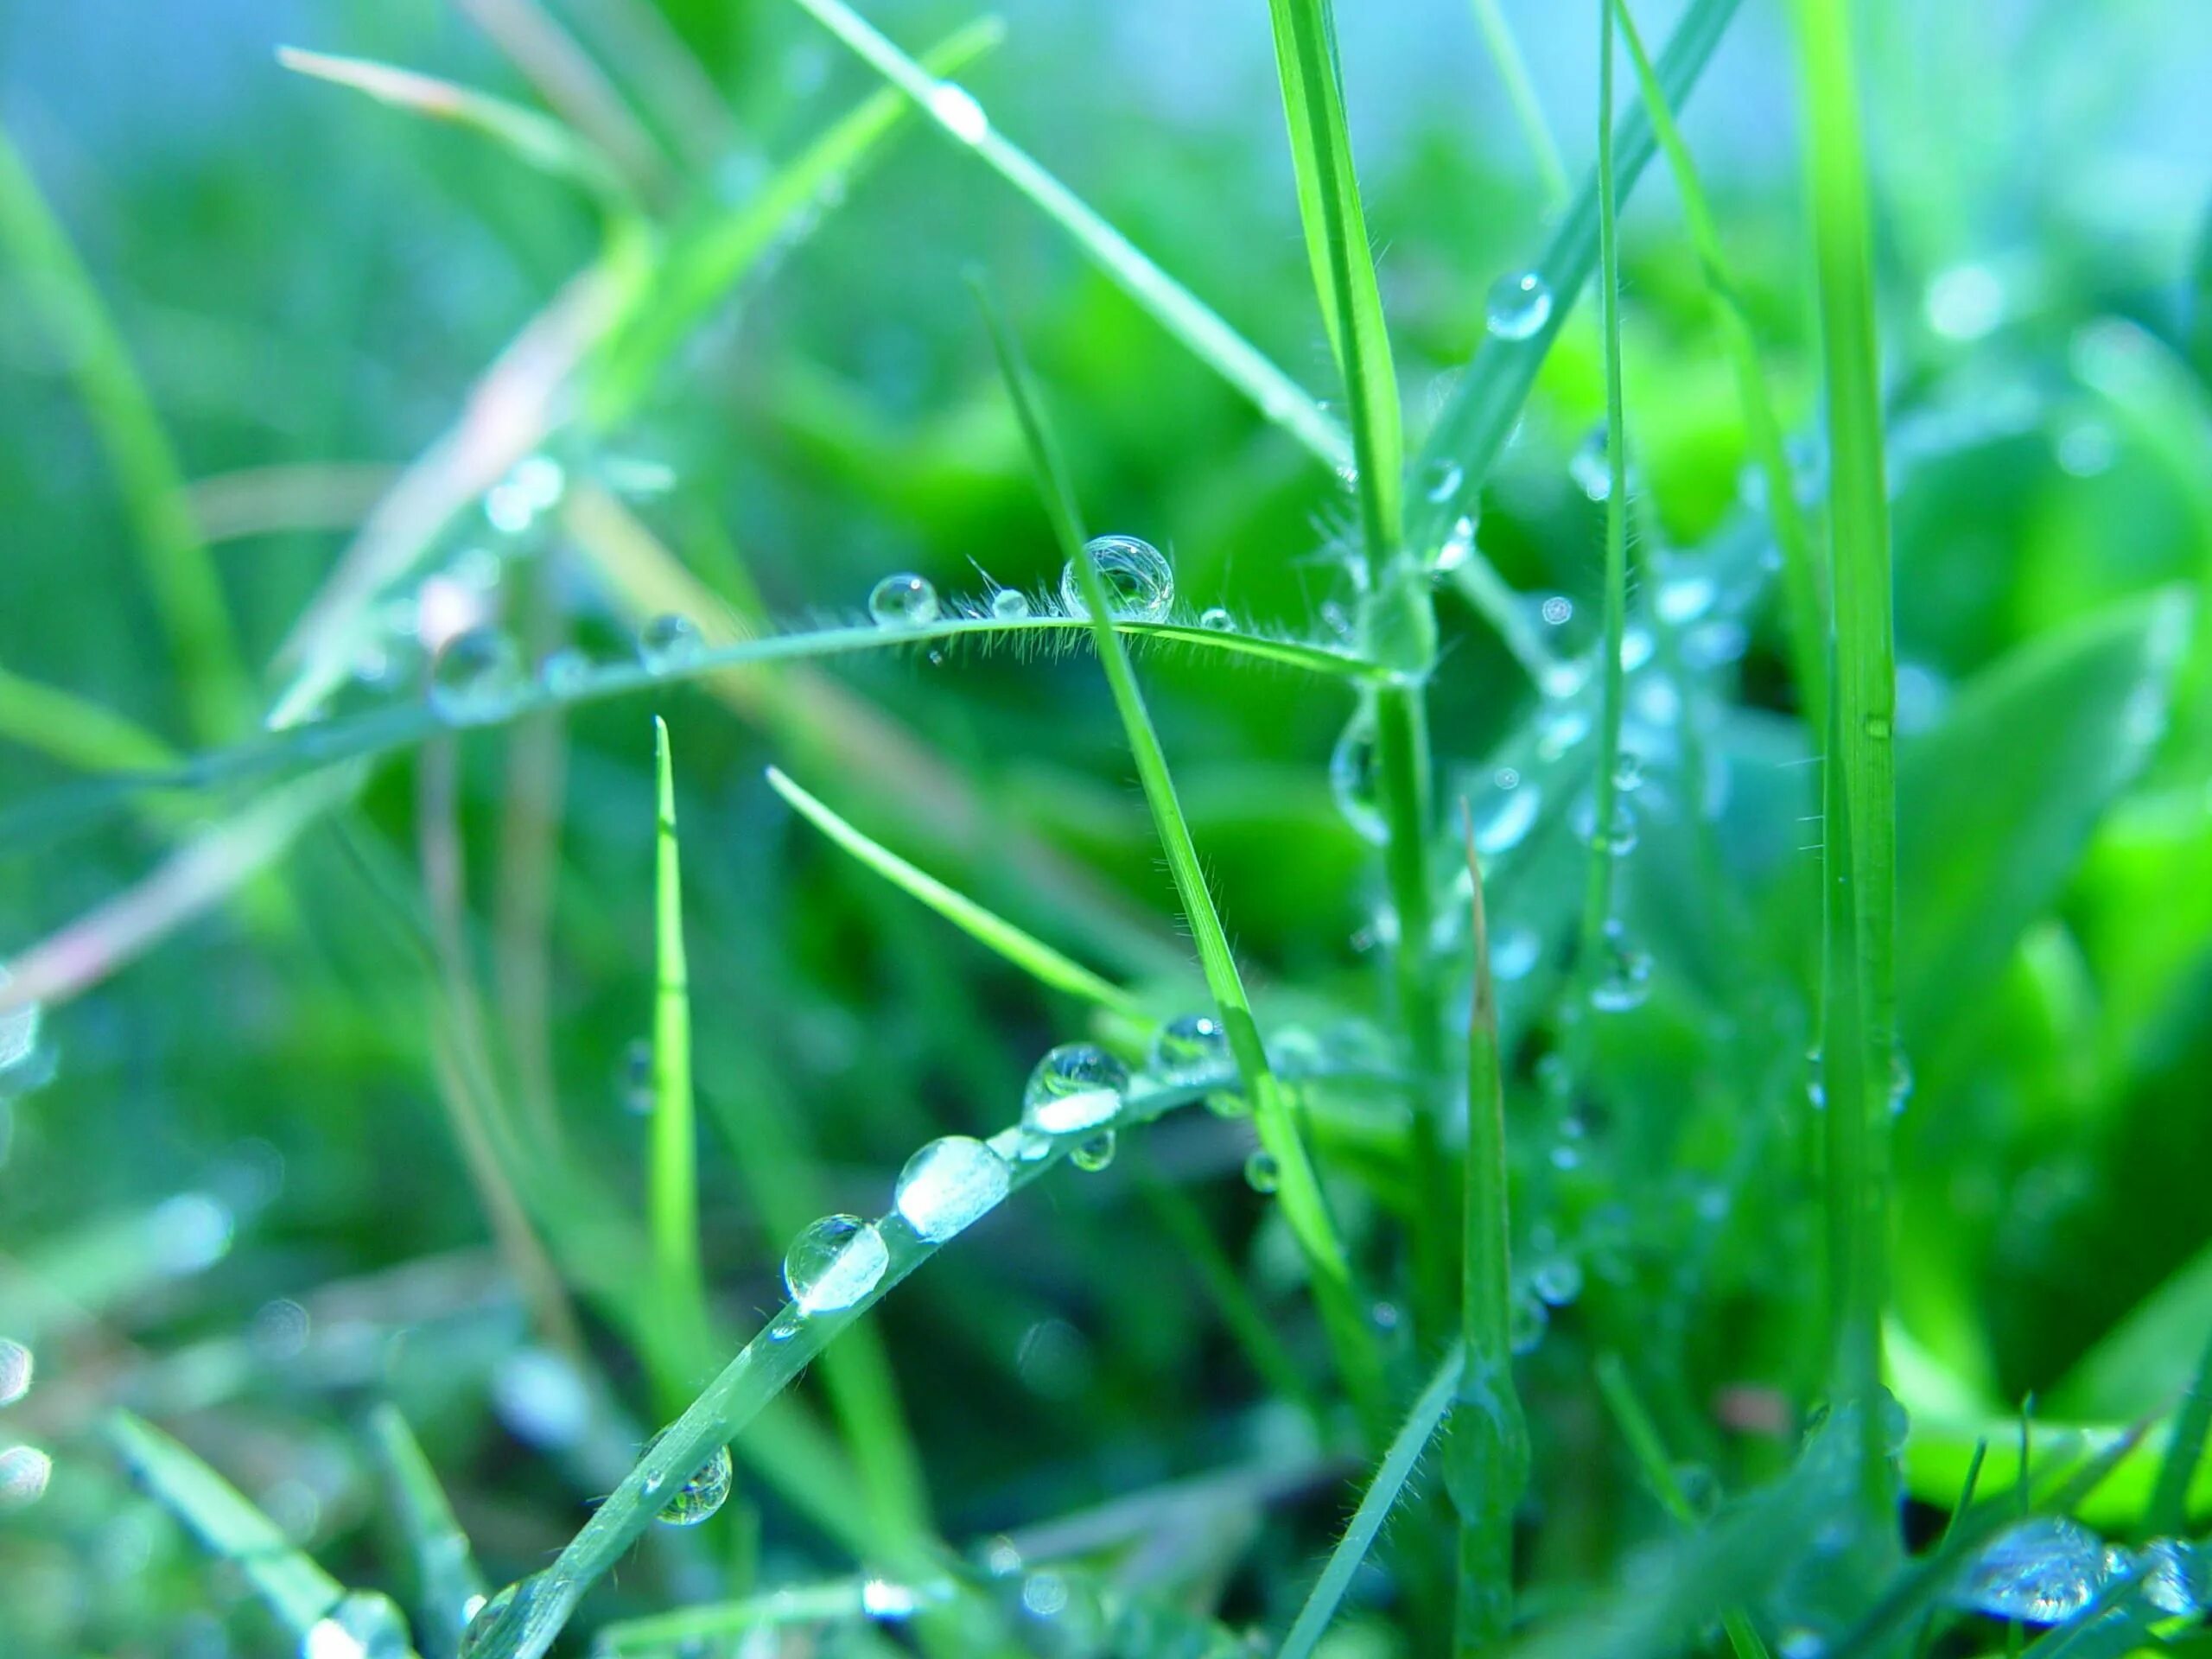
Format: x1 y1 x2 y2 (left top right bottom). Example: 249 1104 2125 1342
648 715 705 1394
1410 0 1740 556
367 1402 488 1659
1277 1343 1466 1659
1793 0 1898 1499
1467 0 1568 207
972 277 1388 1438
1611 0 1827 737
0 130 246 742
0 666 180 775
453 0 668 197
767 766 1144 1020
785 0 1351 473
2145 1322 2212 1535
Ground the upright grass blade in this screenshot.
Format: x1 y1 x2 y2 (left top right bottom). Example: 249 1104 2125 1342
2145 1323 2212 1535
1577 0 1634 979
766 766 1144 1020
1792 0 1898 1499
367 1402 487 1659
1409 0 1740 556
1466 0 1568 208
1594 1354 1772 1659
1450 814 1528 1649
453 0 669 199
1611 0 1828 739
783 0 1351 473
1277 1343 1466 1659
648 715 706 1391
0 130 247 743
972 278 1388 1440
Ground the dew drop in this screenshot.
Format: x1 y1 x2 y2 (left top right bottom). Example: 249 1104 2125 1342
301 1592 411 1659
459 1574 559 1659
1540 594 1574 626
1489 925 1541 982
1476 781 1540 856
485 454 565 536
1485 270 1554 340
0 1444 52 1508
1656 574 1718 625
1570 430 1611 500
0 1338 29 1407
1062 535 1173 622
928 81 990 144
862 1577 920 1620
1954 1516 2112 1623
1613 750 1644 792
1198 606 1233 631
618 1038 653 1115
1149 1013 1230 1082
1022 1043 1129 1136
1509 1294 1548 1355
1243 1149 1280 1194
1422 458 1465 503
537 646 591 696
1330 698 1388 845
1590 920 1652 1013
1530 1255 1583 1306
869 573 939 628
1432 513 1478 576
2137 1537 2208 1617
429 628 524 726
1889 1050 1915 1116
638 613 702 671
641 1430 733 1527
894 1136 1010 1242
783 1215 889 1315
0 963 39 1080
1071 1132 1117 1173
1777 1628 1824 1659
990 588 1033 621
1673 1462 1721 1519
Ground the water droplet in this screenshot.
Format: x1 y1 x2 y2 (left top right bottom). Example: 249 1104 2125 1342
1198 606 1232 631
1777 1628 1824 1659
0 1338 29 1408
783 1215 888 1315
1530 1255 1583 1306
1062 535 1173 622
1673 1462 1720 1519
1613 750 1644 791
485 455 565 535
2136 1537 2207 1617
429 627 524 726
1485 270 1554 340
1476 781 1540 856
1490 925 1541 982
1588 797 1638 857
990 588 1033 620
862 1577 920 1620
537 646 591 696
1509 1294 1548 1355
894 1136 1009 1242
639 613 702 671
1330 698 1388 845
1590 920 1652 1013
1243 1149 1280 1194
0 963 33 1077
301 1592 412 1659
1150 1013 1230 1082
928 81 990 144
1924 262 2006 342
1570 430 1611 500
1433 514 1478 574
869 573 940 628
1022 1043 1129 1136
459 1574 563 1659
1071 1132 1116 1173
1889 1051 1915 1116
641 1430 733 1526
619 1039 653 1115
1422 458 1465 504
1021 1571 1071 1618
0 1443 48 1510
1954 1516 2112 1623
1656 574 1718 625
1540 595 1573 626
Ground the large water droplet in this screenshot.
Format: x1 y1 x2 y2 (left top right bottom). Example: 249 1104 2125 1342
990 589 1032 620
458 1573 566 1659
1330 699 1388 845
1198 606 1232 631
1149 1013 1229 1082
642 1429 733 1526
639 613 702 672
894 1136 1009 1242
1071 1132 1117 1173
0 1338 29 1408
537 646 591 696
2137 1537 2208 1617
1062 535 1172 622
485 455 565 536
783 1215 889 1314
1486 270 1554 340
870 573 940 628
301 1592 412 1659
1954 1516 2112 1624
429 628 524 726
1022 1044 1129 1136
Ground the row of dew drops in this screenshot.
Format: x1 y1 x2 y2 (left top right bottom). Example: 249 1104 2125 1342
459 1016 1248 1656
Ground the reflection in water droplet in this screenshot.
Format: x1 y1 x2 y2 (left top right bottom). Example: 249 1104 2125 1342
1150 1013 1230 1082
1423 458 1465 503
1485 270 1554 340
1330 698 1388 845
301 1592 412 1659
1243 1149 1280 1194
1954 1516 2111 1623
869 574 940 628
2138 1537 2208 1617
1434 514 1478 574
429 628 524 726
1530 1255 1583 1306
638 613 702 671
1062 535 1173 622
1022 1044 1129 1135
1071 1131 1116 1173
895 1137 1009 1242
642 1429 733 1526
862 1577 920 1620
990 589 1033 620
1570 430 1611 500
783 1215 889 1314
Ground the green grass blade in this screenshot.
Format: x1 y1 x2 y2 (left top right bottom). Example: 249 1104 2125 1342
1263 0 1405 572
0 130 247 743
1468 0 1568 207
1451 817 1528 1647
1578 0 1634 978
1409 0 1739 556
366 1402 488 1659
1793 0 1897 1500
1594 1353 1772 1659
1277 1343 1465 1659
784 0 1351 473
649 715 706 1391
1611 0 1828 739
974 277 1388 1439
2145 1322 2212 1535
767 766 1144 1020
276 47 626 200
105 1410 350 1638
0 665 180 775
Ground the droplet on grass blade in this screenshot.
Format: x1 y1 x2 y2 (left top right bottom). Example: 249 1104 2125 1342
638 613 702 671
1198 606 1232 631
0 1338 29 1407
641 1430 733 1527
1148 1013 1228 1082
783 1215 888 1315
1243 1150 1279 1194
429 627 524 726
1485 270 1554 340
300 1592 411 1659
1954 1516 2113 1624
1062 535 1172 622
869 573 940 628
1022 1044 1128 1136
990 589 1033 620
894 1136 1009 1242
1330 699 1388 845
1071 1132 1116 1173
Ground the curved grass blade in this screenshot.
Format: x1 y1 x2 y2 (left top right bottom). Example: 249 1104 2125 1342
767 766 1144 1020
785 0 1351 473
974 277 1389 1440
647 716 706 1394
1468 0 1568 207
276 47 626 201
1277 1343 1465 1659
1410 0 1740 556
0 666 180 775
452 0 668 198
0 130 247 743
367 1402 487 1659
